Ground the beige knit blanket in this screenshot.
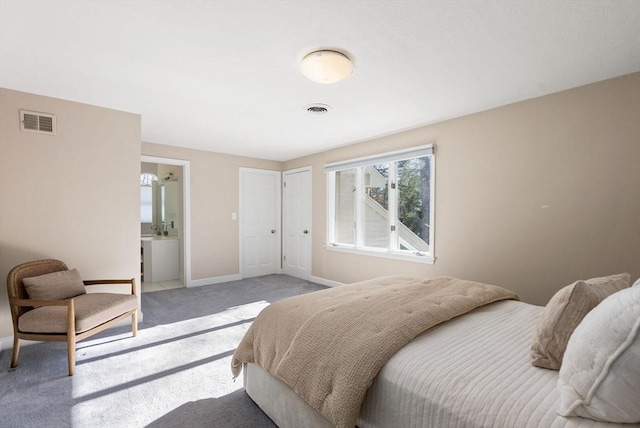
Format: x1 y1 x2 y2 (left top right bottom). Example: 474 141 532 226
231 276 518 428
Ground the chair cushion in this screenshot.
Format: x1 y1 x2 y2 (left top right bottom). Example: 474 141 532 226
18 293 137 334
530 273 630 370
22 269 86 300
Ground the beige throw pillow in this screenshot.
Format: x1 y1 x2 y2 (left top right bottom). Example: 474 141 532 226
22 268 87 300
530 273 630 370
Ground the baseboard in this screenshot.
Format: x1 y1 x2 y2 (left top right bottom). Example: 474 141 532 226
309 275 344 288
188 273 242 288
1 335 33 351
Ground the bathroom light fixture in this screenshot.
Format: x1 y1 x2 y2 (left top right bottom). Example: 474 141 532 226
300 50 353 84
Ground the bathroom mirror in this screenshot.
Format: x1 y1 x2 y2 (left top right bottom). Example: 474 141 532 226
141 164 181 236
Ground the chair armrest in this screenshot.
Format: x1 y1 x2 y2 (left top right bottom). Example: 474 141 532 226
83 278 136 295
10 298 72 307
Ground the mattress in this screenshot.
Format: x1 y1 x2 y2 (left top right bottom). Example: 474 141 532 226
245 300 638 428
357 300 636 428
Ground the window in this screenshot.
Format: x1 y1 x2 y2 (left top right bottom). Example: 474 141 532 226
140 173 158 223
326 145 435 263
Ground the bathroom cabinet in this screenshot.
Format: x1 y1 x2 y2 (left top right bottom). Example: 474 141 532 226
141 237 180 282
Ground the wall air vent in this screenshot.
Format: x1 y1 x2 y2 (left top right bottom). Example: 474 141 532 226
20 110 57 135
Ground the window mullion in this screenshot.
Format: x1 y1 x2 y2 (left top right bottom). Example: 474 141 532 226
355 166 364 248
326 172 336 244
389 162 398 252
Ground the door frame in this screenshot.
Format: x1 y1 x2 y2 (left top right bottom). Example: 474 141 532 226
239 167 282 278
141 155 192 287
283 166 312 280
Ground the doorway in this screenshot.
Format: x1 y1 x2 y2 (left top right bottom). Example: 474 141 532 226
282 167 311 280
140 155 191 292
239 168 281 278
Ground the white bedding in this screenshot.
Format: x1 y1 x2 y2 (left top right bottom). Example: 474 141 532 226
356 300 638 428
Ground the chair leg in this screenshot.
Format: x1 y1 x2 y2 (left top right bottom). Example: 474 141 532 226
67 334 76 376
132 310 138 337
10 335 20 368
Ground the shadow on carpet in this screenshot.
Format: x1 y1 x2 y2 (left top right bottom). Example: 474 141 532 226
146 389 276 428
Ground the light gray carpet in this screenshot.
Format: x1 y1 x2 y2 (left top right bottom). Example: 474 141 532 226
0 275 326 428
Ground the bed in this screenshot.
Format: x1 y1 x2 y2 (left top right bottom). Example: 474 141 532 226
232 275 640 428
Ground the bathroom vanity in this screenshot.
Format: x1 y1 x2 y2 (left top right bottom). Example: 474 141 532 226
141 236 180 282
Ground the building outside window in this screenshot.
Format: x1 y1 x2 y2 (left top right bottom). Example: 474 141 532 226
326 145 435 263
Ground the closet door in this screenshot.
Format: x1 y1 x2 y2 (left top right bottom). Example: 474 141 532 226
240 168 281 278
283 167 311 280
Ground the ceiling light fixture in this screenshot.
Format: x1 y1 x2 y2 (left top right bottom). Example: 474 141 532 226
300 50 353 84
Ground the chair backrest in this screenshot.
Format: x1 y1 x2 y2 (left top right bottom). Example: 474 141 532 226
6 259 69 320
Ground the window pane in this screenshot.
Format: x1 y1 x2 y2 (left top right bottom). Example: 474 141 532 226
334 169 356 244
363 164 389 248
397 156 430 251
141 186 153 223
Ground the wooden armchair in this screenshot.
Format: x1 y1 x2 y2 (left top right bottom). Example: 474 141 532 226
6 259 138 376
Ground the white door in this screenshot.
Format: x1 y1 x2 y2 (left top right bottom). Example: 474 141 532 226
240 168 281 278
283 167 311 280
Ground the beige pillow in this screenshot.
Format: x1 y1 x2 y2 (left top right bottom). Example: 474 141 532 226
22 268 87 300
530 273 630 370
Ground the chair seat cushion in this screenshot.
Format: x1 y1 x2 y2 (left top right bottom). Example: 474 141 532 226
18 293 137 334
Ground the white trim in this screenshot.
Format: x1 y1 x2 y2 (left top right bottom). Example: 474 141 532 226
189 274 243 287
325 145 435 263
429 153 436 259
355 167 365 246
326 172 336 245
239 168 282 279
326 244 435 264
309 275 344 288
141 155 192 287
1 336 36 351
283 165 311 175
325 144 434 171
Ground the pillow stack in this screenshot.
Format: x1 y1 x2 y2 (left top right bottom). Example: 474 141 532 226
557 285 640 423
530 273 630 370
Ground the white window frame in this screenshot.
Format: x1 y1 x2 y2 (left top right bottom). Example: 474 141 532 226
325 145 435 264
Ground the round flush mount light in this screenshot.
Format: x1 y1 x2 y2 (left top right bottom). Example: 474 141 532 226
300 50 353 84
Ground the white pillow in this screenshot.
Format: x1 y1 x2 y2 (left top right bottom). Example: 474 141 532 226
633 277 640 287
557 286 640 423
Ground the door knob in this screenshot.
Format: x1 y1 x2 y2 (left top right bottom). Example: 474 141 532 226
303 230 309 234
271 229 276 234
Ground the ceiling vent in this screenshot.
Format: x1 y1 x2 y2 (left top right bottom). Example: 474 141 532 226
20 110 56 135
306 103 331 115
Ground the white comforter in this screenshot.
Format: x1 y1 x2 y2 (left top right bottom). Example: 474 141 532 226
357 300 639 428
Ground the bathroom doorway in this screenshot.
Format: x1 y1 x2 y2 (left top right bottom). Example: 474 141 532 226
140 155 191 293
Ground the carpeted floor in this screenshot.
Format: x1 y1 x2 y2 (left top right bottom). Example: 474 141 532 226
0 275 326 428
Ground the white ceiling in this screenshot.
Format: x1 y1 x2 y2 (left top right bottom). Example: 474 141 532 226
1 1 639 162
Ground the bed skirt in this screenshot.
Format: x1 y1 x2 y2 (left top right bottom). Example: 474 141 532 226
244 363 334 428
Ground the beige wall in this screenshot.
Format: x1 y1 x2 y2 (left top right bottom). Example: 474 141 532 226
141 142 282 281
1 72 637 345
0 88 141 340
284 73 640 305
